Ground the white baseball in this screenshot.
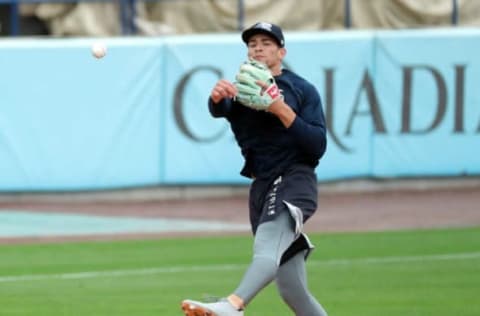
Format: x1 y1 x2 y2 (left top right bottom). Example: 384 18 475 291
91 42 107 59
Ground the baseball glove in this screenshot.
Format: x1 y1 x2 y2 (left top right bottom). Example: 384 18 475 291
234 59 282 110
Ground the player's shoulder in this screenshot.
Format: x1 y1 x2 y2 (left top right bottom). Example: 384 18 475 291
280 69 319 97
281 69 315 89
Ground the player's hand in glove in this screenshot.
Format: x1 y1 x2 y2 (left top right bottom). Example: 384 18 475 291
234 59 282 110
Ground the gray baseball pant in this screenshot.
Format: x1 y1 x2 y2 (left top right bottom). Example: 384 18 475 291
233 211 328 316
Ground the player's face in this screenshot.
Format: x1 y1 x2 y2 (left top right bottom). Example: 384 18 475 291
247 34 286 74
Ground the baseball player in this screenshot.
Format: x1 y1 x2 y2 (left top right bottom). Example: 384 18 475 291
182 21 328 316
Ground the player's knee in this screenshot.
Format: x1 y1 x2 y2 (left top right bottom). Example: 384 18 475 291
276 280 292 302
276 279 305 303
251 255 279 279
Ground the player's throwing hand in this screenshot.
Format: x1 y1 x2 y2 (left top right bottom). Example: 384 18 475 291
210 79 238 104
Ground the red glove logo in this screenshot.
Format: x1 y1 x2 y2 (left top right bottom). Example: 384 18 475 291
264 84 280 100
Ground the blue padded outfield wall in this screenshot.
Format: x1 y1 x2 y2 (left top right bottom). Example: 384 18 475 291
0 29 479 191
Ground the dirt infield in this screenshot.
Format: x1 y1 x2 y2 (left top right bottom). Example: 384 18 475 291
1 178 479 243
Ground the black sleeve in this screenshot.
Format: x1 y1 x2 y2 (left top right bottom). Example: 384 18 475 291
288 84 327 159
208 97 233 118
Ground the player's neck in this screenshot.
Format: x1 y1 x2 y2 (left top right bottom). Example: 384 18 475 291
270 65 282 76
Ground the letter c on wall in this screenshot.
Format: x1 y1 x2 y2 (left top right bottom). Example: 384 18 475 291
174 66 228 142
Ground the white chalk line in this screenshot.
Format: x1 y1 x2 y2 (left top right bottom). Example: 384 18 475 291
1 251 479 283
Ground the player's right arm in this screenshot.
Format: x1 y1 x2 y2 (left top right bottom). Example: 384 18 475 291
208 79 237 118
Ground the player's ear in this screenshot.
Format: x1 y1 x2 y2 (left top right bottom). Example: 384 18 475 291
278 47 287 59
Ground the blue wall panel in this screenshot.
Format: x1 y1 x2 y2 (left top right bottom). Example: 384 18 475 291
0 39 165 190
0 30 479 190
372 29 480 177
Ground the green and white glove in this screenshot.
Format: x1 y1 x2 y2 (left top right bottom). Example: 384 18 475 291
234 59 282 111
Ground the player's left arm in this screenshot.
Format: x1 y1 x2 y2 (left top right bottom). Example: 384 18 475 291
268 84 327 159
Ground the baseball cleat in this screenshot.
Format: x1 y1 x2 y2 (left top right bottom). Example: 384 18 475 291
181 299 244 316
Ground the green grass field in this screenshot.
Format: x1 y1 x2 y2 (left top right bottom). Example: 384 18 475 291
1 227 479 316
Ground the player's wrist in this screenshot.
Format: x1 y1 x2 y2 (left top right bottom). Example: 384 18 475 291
267 97 286 113
268 100 296 127
210 94 223 104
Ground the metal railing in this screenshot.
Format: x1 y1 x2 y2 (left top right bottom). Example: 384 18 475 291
0 0 460 36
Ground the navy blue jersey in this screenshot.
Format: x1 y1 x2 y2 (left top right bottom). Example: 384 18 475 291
208 69 327 179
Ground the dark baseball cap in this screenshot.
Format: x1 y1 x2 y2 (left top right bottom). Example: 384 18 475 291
241 22 285 47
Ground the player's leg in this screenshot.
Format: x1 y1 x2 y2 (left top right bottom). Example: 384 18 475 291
232 210 296 304
181 210 295 315
232 165 318 308
276 250 328 316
